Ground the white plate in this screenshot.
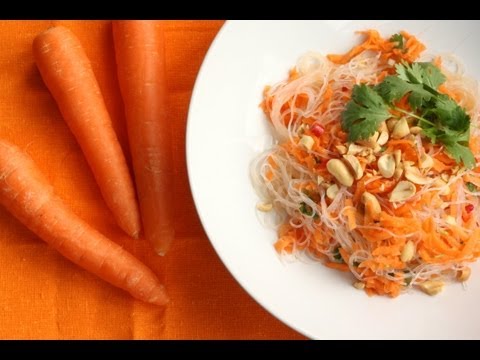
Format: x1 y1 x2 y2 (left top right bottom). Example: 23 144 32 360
186 20 480 339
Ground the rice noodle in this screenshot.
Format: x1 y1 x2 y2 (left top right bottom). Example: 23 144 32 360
251 31 480 297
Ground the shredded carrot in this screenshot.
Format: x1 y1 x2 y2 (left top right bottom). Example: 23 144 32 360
327 29 425 66
325 262 350 272
256 28 480 299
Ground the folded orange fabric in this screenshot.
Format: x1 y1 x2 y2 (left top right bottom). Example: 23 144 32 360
0 20 304 339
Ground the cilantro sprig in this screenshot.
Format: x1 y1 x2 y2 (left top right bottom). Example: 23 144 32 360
342 84 391 141
341 61 475 168
390 33 404 50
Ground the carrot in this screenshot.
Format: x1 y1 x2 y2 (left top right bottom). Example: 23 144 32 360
32 26 141 239
112 20 174 255
344 199 357 231
0 139 168 305
325 262 349 272
327 30 425 65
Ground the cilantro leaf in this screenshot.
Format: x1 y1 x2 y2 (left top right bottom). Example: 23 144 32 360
421 125 475 168
376 75 434 110
396 62 446 89
430 94 470 132
342 84 391 141
389 33 404 50
341 60 473 168
443 141 475 169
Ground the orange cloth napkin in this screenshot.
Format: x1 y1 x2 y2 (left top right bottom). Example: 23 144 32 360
0 20 305 339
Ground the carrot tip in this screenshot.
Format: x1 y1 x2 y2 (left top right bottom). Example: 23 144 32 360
148 287 170 306
151 231 174 256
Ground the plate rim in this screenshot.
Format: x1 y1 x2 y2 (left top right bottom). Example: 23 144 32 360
185 20 314 339
186 20 480 340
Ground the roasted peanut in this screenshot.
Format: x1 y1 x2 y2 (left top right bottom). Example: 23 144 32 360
327 159 354 187
343 154 363 180
378 154 396 178
419 280 444 296
389 181 416 202
391 118 410 139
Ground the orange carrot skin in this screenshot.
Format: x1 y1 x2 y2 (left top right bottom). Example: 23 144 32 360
33 26 141 239
0 139 168 306
112 21 174 255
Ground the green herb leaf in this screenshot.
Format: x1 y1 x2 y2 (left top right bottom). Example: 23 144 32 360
395 62 446 89
466 182 478 192
341 84 391 141
389 33 404 50
299 202 313 216
443 140 476 169
430 94 470 132
341 60 473 168
421 125 475 168
332 246 344 263
299 201 320 219
377 62 445 110
376 75 434 110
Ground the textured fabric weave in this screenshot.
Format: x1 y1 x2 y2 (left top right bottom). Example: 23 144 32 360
0 20 304 340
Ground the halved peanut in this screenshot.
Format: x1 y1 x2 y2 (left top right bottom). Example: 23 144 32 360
400 241 415 262
256 202 273 212
299 135 315 150
362 192 381 220
393 166 404 180
457 268 471 282
433 178 450 196
326 159 354 187
342 155 363 180
445 215 456 225
405 166 432 185
366 154 377 165
353 281 365 290
377 131 389 146
391 118 410 139
393 149 402 166
297 123 307 135
373 144 383 154
326 184 339 200
419 153 434 169
335 145 347 155
321 182 331 189
377 154 396 178
358 131 379 148
433 178 446 188
378 122 388 133
347 143 366 155
419 280 444 296
410 126 422 135
316 175 324 185
389 181 416 202
405 134 416 142
386 118 398 132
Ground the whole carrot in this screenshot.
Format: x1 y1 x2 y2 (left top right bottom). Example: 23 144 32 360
33 26 141 239
0 139 168 305
112 21 174 255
